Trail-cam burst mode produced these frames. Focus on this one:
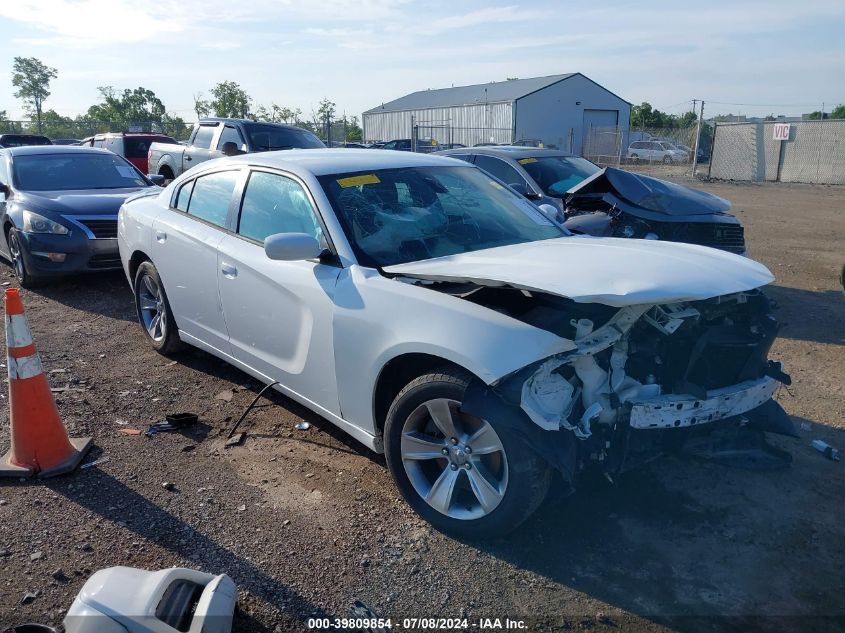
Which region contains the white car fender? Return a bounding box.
[332,265,577,435]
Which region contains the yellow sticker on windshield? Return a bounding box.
[518,157,538,165]
[337,174,380,187]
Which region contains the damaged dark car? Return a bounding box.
[437,147,746,254]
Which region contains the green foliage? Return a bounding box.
[210,81,252,118]
[254,103,303,125]
[631,102,698,129]
[346,115,363,141]
[86,86,166,129]
[831,105,845,119]
[193,92,211,120]
[11,56,58,133]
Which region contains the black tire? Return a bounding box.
[133,260,183,354]
[384,368,551,539]
[630,154,639,164]
[7,227,46,288]
[663,155,672,164]
[159,167,175,186]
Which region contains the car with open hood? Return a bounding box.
[437,146,746,254]
[118,149,794,537]
[0,145,158,286]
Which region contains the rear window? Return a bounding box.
[245,125,324,151]
[125,136,175,158]
[0,135,52,148]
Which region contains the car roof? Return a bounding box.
[196,148,466,177]
[437,146,577,159]
[1,145,116,157]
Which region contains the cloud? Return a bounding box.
[423,5,544,33]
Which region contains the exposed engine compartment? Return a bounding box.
[427,281,795,482]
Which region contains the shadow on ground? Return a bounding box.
[47,472,330,632]
[767,285,844,345]
[27,271,136,322]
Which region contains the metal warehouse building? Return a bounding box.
[362,73,631,155]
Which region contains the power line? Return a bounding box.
[705,100,842,108]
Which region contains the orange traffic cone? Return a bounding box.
[0,288,92,478]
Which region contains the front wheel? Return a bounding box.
[133,260,183,354]
[663,155,672,164]
[385,369,551,538]
[7,228,45,288]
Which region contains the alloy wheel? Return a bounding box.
[8,231,25,281]
[138,273,166,342]
[400,398,508,520]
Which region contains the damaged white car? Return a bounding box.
[118,150,795,537]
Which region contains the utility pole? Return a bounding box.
[691,99,704,178]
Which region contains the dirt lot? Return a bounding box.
[1,179,843,632]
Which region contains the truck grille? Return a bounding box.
[655,221,746,254]
[77,218,118,239]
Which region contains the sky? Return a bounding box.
[0,0,843,122]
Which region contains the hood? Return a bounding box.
[568,167,732,217]
[383,236,773,307]
[17,188,151,215]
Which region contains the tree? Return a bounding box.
[209,81,251,118]
[86,86,167,130]
[806,111,827,120]
[829,104,845,119]
[11,56,58,133]
[312,98,336,139]
[347,115,363,141]
[192,92,211,120]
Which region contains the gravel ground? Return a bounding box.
[0,178,843,633]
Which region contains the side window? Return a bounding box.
[0,157,9,186]
[474,155,525,187]
[216,126,244,150]
[186,170,238,227]
[237,171,323,244]
[93,138,106,148]
[174,179,194,211]
[448,153,474,164]
[192,125,217,150]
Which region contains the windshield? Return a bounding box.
[319,166,564,267]
[519,155,600,197]
[245,125,325,151]
[13,153,150,191]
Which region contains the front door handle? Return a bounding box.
[155,230,166,243]
[185,155,193,162]
[220,262,238,279]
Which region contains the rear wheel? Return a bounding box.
[663,155,672,164]
[7,228,45,288]
[385,369,551,538]
[133,260,183,354]
[630,153,639,164]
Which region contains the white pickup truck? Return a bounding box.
[147,117,325,180]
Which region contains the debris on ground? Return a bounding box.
[79,457,109,470]
[224,432,245,448]
[811,440,841,461]
[161,482,175,491]
[118,428,142,436]
[295,421,311,431]
[144,412,198,437]
[215,389,234,402]
[21,591,39,605]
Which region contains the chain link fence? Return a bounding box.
[0,119,192,141]
[709,119,845,184]
[412,124,512,150]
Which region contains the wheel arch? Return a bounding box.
[128,250,151,283]
[372,352,481,437]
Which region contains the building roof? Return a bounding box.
[364,74,578,114]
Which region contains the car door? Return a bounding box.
[151,168,243,355]
[216,168,343,415]
[184,123,220,170]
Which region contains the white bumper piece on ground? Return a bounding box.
[63,566,237,633]
[629,374,781,430]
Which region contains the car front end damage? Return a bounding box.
[458,288,796,489]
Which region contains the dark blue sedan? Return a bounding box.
[0,145,157,286]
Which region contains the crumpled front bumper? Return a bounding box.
[629,373,781,430]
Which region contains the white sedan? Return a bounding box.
[118,150,793,537]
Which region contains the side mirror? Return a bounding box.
[264,233,323,261]
[537,203,563,223]
[221,141,244,157]
[509,182,540,200]
[147,174,166,187]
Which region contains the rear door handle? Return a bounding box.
[155,230,166,243]
[185,155,193,162]
[220,262,238,279]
